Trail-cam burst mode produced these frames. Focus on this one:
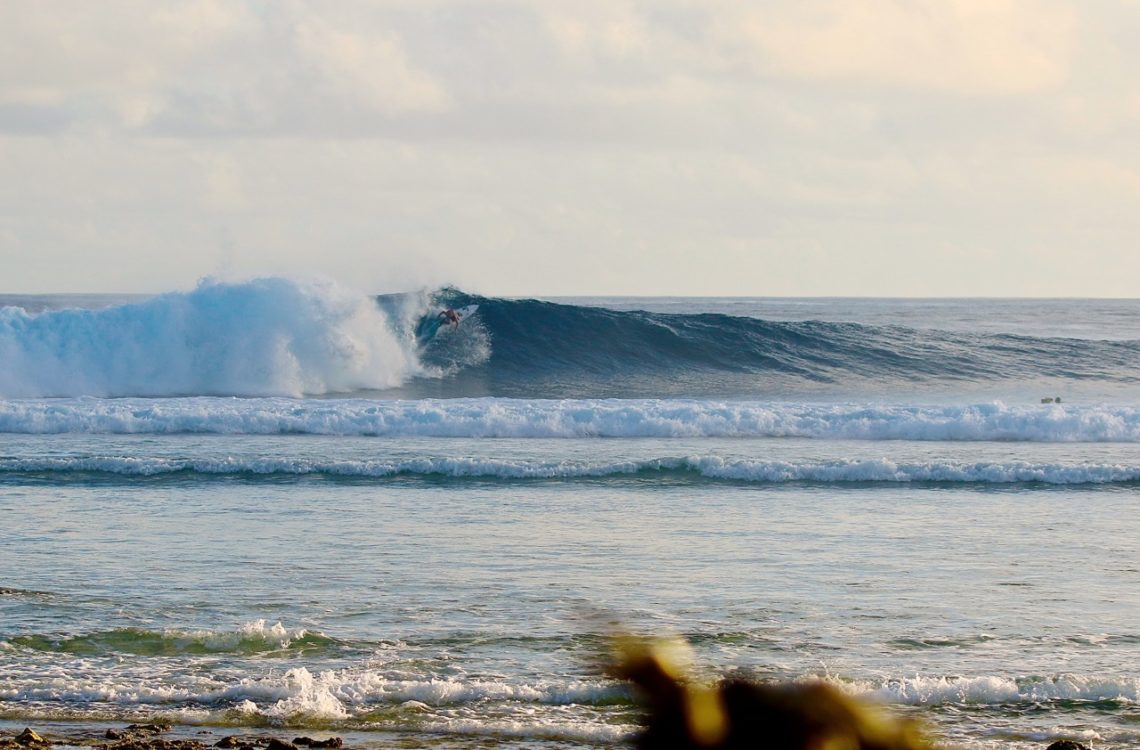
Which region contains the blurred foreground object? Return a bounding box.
[610,636,934,750]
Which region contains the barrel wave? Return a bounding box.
[2,281,1138,399]
[404,289,1140,399]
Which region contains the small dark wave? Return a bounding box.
[0,587,50,597]
[3,456,1139,486]
[7,625,342,658]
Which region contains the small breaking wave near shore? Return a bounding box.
[3,455,1140,485]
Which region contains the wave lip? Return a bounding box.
[2,398,1139,441]
[0,278,422,398]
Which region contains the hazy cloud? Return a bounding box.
[2,1,1139,295]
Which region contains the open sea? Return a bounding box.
[1,279,1138,750]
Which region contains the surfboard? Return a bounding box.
[453,304,479,322]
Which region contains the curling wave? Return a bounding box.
[397,289,1140,398]
[5,284,1138,399]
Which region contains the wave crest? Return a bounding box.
[0,278,422,398]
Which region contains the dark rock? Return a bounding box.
[125,726,169,735]
[15,729,46,746]
[265,740,296,750]
[214,738,240,749]
[106,730,124,740]
[1046,743,1091,750]
[291,740,340,749]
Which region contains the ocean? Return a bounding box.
[1,278,1138,750]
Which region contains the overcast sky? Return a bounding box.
[2,1,1138,296]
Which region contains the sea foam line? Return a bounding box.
[1,398,1139,441]
[2,664,1135,713]
[2,455,1138,484]
[856,673,1140,706]
[0,666,624,712]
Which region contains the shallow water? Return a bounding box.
[1,290,1139,749]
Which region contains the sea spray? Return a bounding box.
[0,278,422,398]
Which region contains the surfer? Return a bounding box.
[439,308,461,328]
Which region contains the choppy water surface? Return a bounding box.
[1,284,1138,750]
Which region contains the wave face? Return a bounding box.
[3,285,1137,399]
[0,278,422,398]
[396,290,1140,398]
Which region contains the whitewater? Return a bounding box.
[2,278,1139,750]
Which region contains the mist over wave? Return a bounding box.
[0,278,424,398]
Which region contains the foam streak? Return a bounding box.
[1,398,1137,441]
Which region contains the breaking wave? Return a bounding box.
[2,455,1138,485]
[3,283,1138,399]
[0,278,424,398]
[1,398,1137,441]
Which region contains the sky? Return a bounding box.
[1,0,1138,297]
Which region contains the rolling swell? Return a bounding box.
[409,290,1140,398]
[3,284,1136,399]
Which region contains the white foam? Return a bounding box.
[0,278,422,398]
[258,668,349,721]
[856,673,1140,706]
[422,716,633,744]
[1,398,1138,441]
[0,665,623,714]
[2,454,1138,484]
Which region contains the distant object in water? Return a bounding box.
[609,636,932,750]
[1041,396,1063,404]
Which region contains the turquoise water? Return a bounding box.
[2,289,1139,749]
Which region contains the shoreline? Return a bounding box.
[0,723,408,750]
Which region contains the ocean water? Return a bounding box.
[1,279,1139,750]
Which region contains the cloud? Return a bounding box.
[0,0,450,136]
[2,1,1140,296]
[0,1,1080,140]
[725,0,1077,95]
[291,14,448,115]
